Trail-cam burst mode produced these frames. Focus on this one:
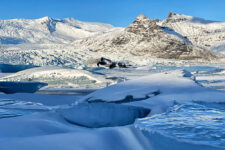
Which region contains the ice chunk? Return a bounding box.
[0,81,48,94]
[80,70,225,115]
[1,66,116,88]
[58,103,150,128]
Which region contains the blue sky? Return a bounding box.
[0,0,225,27]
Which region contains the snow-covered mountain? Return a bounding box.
[0,17,121,66]
[0,13,225,66]
[74,14,215,60]
[160,12,225,53]
[0,16,116,44]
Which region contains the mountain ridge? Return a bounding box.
[0,16,117,44]
[160,12,225,52]
[74,13,216,60]
[0,13,225,66]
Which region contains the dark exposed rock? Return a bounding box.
[97,57,129,69]
[168,12,176,18]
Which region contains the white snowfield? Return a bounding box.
[0,70,224,150]
[0,66,116,88]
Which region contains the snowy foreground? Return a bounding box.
[0,66,225,150]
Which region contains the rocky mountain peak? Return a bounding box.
[165,12,192,23]
[89,13,216,60]
[135,14,149,21]
[168,12,176,18]
[125,14,160,35]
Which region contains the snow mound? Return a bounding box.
[58,103,150,128]
[0,81,47,94]
[80,70,225,114]
[80,70,193,102]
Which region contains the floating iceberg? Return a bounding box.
[0,81,47,94]
[0,66,116,88]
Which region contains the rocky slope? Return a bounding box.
[160,12,225,53]
[74,14,216,60]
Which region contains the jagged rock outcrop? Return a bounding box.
[76,14,216,60]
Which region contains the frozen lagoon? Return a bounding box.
[0,65,225,150]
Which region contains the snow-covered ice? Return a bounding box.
[0,68,225,150]
[81,70,225,104]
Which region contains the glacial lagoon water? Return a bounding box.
[135,101,225,148]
